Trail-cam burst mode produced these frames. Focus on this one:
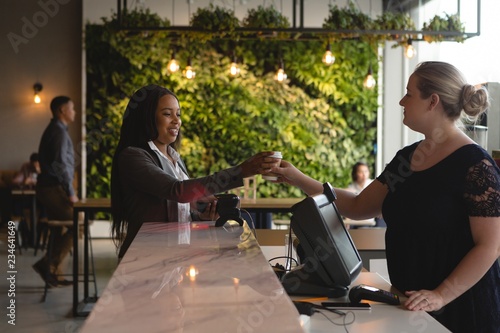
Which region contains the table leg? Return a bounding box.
[72,208,79,317]
[255,211,273,229]
[30,195,37,248]
[84,212,89,299]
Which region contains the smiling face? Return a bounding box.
[399,74,432,131]
[153,94,181,150]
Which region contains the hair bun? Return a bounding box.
[461,84,489,117]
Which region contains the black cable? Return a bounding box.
[315,309,354,333]
[286,228,293,269]
[268,256,299,271]
[240,208,257,238]
[294,302,356,333]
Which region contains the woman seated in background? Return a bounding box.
[347,161,372,194]
[346,161,385,227]
[111,84,278,259]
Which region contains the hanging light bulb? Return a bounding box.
[229,54,240,77]
[167,50,180,73]
[363,65,376,89]
[33,83,43,104]
[404,38,416,59]
[274,59,287,82]
[183,58,196,80]
[322,42,335,66]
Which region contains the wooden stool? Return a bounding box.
[41,219,97,302]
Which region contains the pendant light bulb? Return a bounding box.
[229,55,240,77]
[167,51,180,73]
[322,43,335,66]
[274,59,287,82]
[363,65,376,89]
[183,58,196,80]
[404,39,416,59]
[33,82,43,104]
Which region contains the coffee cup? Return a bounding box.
[262,151,282,181]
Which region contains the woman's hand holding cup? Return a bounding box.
[262,151,282,181]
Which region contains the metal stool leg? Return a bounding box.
[41,228,55,302]
[87,226,98,297]
[34,222,49,256]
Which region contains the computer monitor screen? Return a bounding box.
[281,183,363,297]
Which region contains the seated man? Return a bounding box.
[12,152,40,189]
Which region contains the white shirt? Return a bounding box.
[347,178,373,194]
[148,141,191,222]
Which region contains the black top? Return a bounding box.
[377,142,500,333]
[37,118,75,196]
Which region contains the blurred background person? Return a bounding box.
[345,161,385,227]
[347,161,372,194]
[33,96,78,287]
[12,152,40,188]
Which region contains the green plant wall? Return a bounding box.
[85,8,378,199]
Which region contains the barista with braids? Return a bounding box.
[271,62,500,332]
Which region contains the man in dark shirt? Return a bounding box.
[33,96,79,287]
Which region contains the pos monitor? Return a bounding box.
[281,183,363,298]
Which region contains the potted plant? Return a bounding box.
[373,11,417,46]
[242,5,291,39]
[189,4,240,42]
[322,2,373,42]
[241,6,291,75]
[422,13,465,43]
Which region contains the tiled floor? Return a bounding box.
[0,223,118,333]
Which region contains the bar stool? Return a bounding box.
[41,219,97,302]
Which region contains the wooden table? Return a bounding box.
[240,198,377,228]
[240,197,302,210]
[240,197,302,228]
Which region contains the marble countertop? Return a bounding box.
[80,221,305,333]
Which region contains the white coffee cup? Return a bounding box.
[262,151,282,181]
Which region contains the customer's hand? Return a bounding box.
[69,195,79,203]
[239,151,280,178]
[404,289,445,312]
[269,160,300,186]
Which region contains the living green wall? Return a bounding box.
[85,9,378,199]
